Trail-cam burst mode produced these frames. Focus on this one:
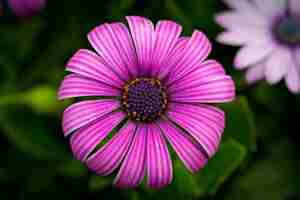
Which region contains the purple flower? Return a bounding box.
[7,0,46,17]
[58,16,235,188]
[215,0,300,93]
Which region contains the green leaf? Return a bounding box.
[0,18,44,62]
[0,55,16,93]
[223,139,299,200]
[108,0,136,21]
[220,96,257,152]
[24,85,70,114]
[197,139,247,195]
[253,82,290,114]
[172,160,201,197]
[88,175,112,192]
[0,85,70,114]
[143,149,200,200]
[0,108,68,161]
[165,0,193,34]
[57,159,88,178]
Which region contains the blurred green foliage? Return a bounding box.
[0,0,299,200]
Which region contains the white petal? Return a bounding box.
[215,12,267,29]
[245,63,266,84]
[234,44,274,69]
[223,0,257,13]
[285,50,300,93]
[216,28,270,46]
[253,0,286,17]
[290,0,300,15]
[265,48,290,84]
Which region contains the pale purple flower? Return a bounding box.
[215,0,300,93]
[7,0,46,17]
[58,16,235,188]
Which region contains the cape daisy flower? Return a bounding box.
[215,0,300,93]
[58,16,235,188]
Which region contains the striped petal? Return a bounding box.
[169,60,235,103]
[114,125,147,188]
[165,31,212,86]
[70,112,125,162]
[146,124,172,188]
[167,103,224,158]
[86,122,136,174]
[150,20,182,76]
[58,74,120,100]
[88,23,133,81]
[159,120,208,173]
[126,16,155,75]
[168,60,225,93]
[158,37,189,79]
[109,23,139,76]
[66,49,123,88]
[62,100,120,136]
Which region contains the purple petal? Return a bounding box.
[150,20,182,76]
[8,0,28,17]
[24,0,46,12]
[234,44,274,69]
[109,22,139,77]
[58,74,120,100]
[169,76,235,103]
[245,63,265,84]
[114,125,147,188]
[62,100,120,136]
[8,0,46,17]
[126,16,155,75]
[168,60,225,93]
[265,48,289,84]
[85,122,136,174]
[165,31,212,86]
[66,49,123,88]
[87,23,134,81]
[167,103,225,158]
[146,124,172,188]
[159,120,208,173]
[70,111,125,162]
[158,37,189,79]
[169,60,235,103]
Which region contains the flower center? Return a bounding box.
[274,15,300,46]
[122,78,168,122]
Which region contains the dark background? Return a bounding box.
[1,0,300,199]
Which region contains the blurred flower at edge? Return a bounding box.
[215,0,300,93]
[2,0,46,18]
